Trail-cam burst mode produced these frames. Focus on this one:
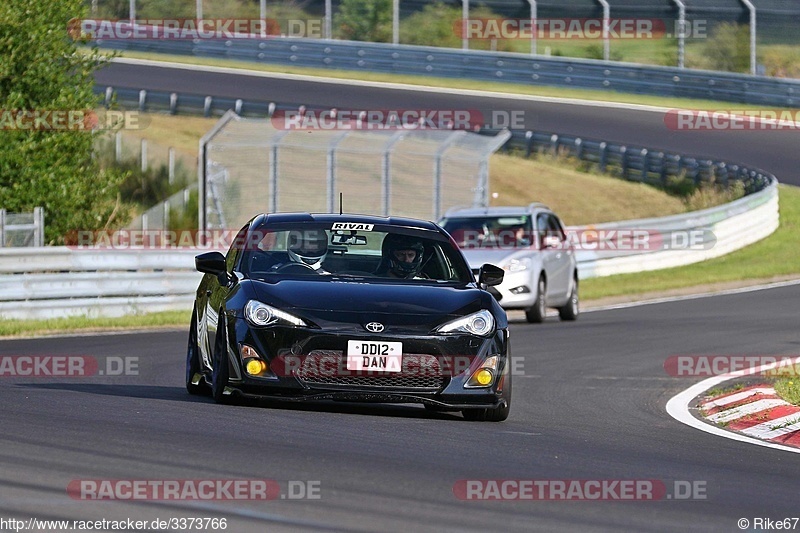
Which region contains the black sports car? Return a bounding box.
[186,213,512,421]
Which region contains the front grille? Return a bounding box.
[295,350,445,391]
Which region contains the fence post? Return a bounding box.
[0,209,5,248]
[525,131,533,157]
[204,96,213,117]
[115,131,122,162]
[599,142,608,172]
[327,132,349,214]
[140,138,148,172]
[163,201,170,231]
[640,148,648,181]
[270,145,279,213]
[550,133,559,155]
[168,147,175,184]
[575,138,583,160]
[33,207,44,247]
[620,146,628,179]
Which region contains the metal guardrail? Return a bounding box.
[0,178,778,318]
[96,38,800,107]
[98,85,774,197]
[574,178,779,278]
[0,248,201,320]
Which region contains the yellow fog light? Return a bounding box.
[474,369,493,386]
[465,356,500,388]
[245,358,267,376]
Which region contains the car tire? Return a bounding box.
[525,277,547,323]
[558,277,579,321]
[211,317,233,404]
[462,403,510,422]
[186,308,210,396]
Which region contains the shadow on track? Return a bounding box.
[15,382,466,421]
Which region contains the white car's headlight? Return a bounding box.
[436,310,495,337]
[245,300,307,327]
[503,257,530,272]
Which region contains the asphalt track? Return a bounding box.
[95,60,800,184]
[1,61,796,531]
[2,285,800,531]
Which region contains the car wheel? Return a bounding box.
[211,318,232,404]
[558,278,579,321]
[525,277,546,323]
[186,308,210,396]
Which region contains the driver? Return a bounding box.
[377,234,425,279]
[275,228,329,273]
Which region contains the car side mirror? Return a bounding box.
[542,235,561,249]
[478,263,504,287]
[195,251,229,284]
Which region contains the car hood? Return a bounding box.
[251,279,486,330]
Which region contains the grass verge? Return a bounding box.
[581,184,800,300]
[775,379,800,406]
[0,310,190,338]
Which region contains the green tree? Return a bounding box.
[335,0,392,43]
[0,0,127,243]
[703,22,751,73]
[400,2,461,48]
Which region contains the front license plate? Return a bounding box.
[346,341,403,373]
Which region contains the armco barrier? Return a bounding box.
[573,176,779,278]
[0,177,778,319]
[96,37,800,107]
[0,248,201,320]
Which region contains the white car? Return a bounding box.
[440,203,579,323]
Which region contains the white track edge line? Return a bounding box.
[666,362,800,454]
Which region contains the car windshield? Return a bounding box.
[439,215,533,250]
[239,224,473,283]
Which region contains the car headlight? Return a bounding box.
[245,300,307,327]
[503,257,530,272]
[436,310,495,337]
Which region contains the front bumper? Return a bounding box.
[218,318,510,407]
